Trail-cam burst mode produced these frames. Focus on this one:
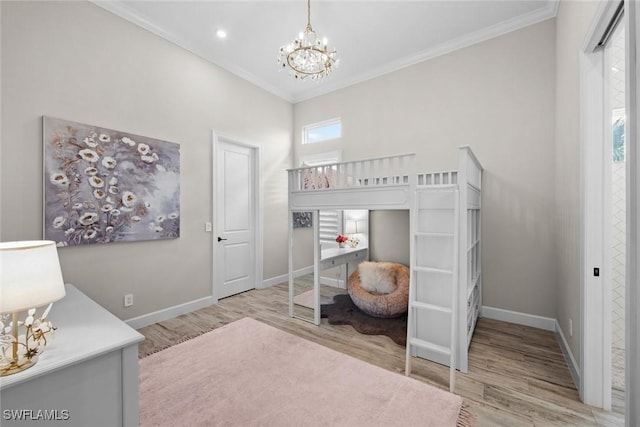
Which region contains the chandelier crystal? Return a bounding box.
[278,0,338,80]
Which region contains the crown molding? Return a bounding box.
[91,0,559,105]
[291,0,560,103]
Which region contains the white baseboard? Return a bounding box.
[261,266,314,288]
[261,274,287,288]
[127,265,314,329]
[481,305,556,331]
[262,266,346,289]
[125,296,214,329]
[481,306,580,390]
[555,319,581,390]
[320,277,346,289]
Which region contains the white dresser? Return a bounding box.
[0,284,144,427]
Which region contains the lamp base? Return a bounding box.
[0,358,36,377]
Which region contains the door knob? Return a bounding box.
[217,237,227,242]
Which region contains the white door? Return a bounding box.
[215,140,256,299]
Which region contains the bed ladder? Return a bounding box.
[405,186,459,393]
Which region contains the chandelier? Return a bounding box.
[278,0,338,80]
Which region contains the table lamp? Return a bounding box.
[0,240,66,376]
[344,220,361,248]
[345,220,359,235]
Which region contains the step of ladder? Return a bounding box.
[413,266,453,275]
[409,337,451,356]
[414,231,454,238]
[411,301,452,314]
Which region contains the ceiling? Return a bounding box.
[93,1,558,104]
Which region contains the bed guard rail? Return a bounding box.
[288,153,416,192]
[417,171,458,186]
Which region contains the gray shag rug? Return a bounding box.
[321,294,407,346]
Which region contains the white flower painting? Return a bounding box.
[43,117,180,246]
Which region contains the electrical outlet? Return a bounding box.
[124,294,134,307]
[569,318,573,337]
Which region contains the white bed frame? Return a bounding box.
[287,146,483,386]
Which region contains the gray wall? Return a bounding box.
[369,211,410,265]
[554,0,599,368]
[0,1,293,319]
[294,19,558,318]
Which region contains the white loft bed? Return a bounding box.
[287,146,483,388]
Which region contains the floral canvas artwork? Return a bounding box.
[43,117,180,246]
[293,212,312,228]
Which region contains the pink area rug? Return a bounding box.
[139,317,474,427]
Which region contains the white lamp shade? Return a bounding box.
[0,240,66,313]
[345,220,359,234]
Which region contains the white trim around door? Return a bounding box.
[212,131,263,303]
[580,0,623,410]
[580,3,640,424]
[625,1,640,424]
[579,30,609,411]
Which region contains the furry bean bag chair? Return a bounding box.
[348,262,410,318]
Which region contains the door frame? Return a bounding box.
[212,130,263,303]
[626,1,640,423]
[580,0,616,409]
[581,1,640,422]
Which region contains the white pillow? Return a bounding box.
[358,262,397,295]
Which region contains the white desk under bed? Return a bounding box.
[309,246,369,325]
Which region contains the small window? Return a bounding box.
[612,109,625,162]
[302,118,342,144]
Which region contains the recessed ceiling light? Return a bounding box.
[216,29,227,39]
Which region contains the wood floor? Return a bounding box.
[138,282,624,426]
